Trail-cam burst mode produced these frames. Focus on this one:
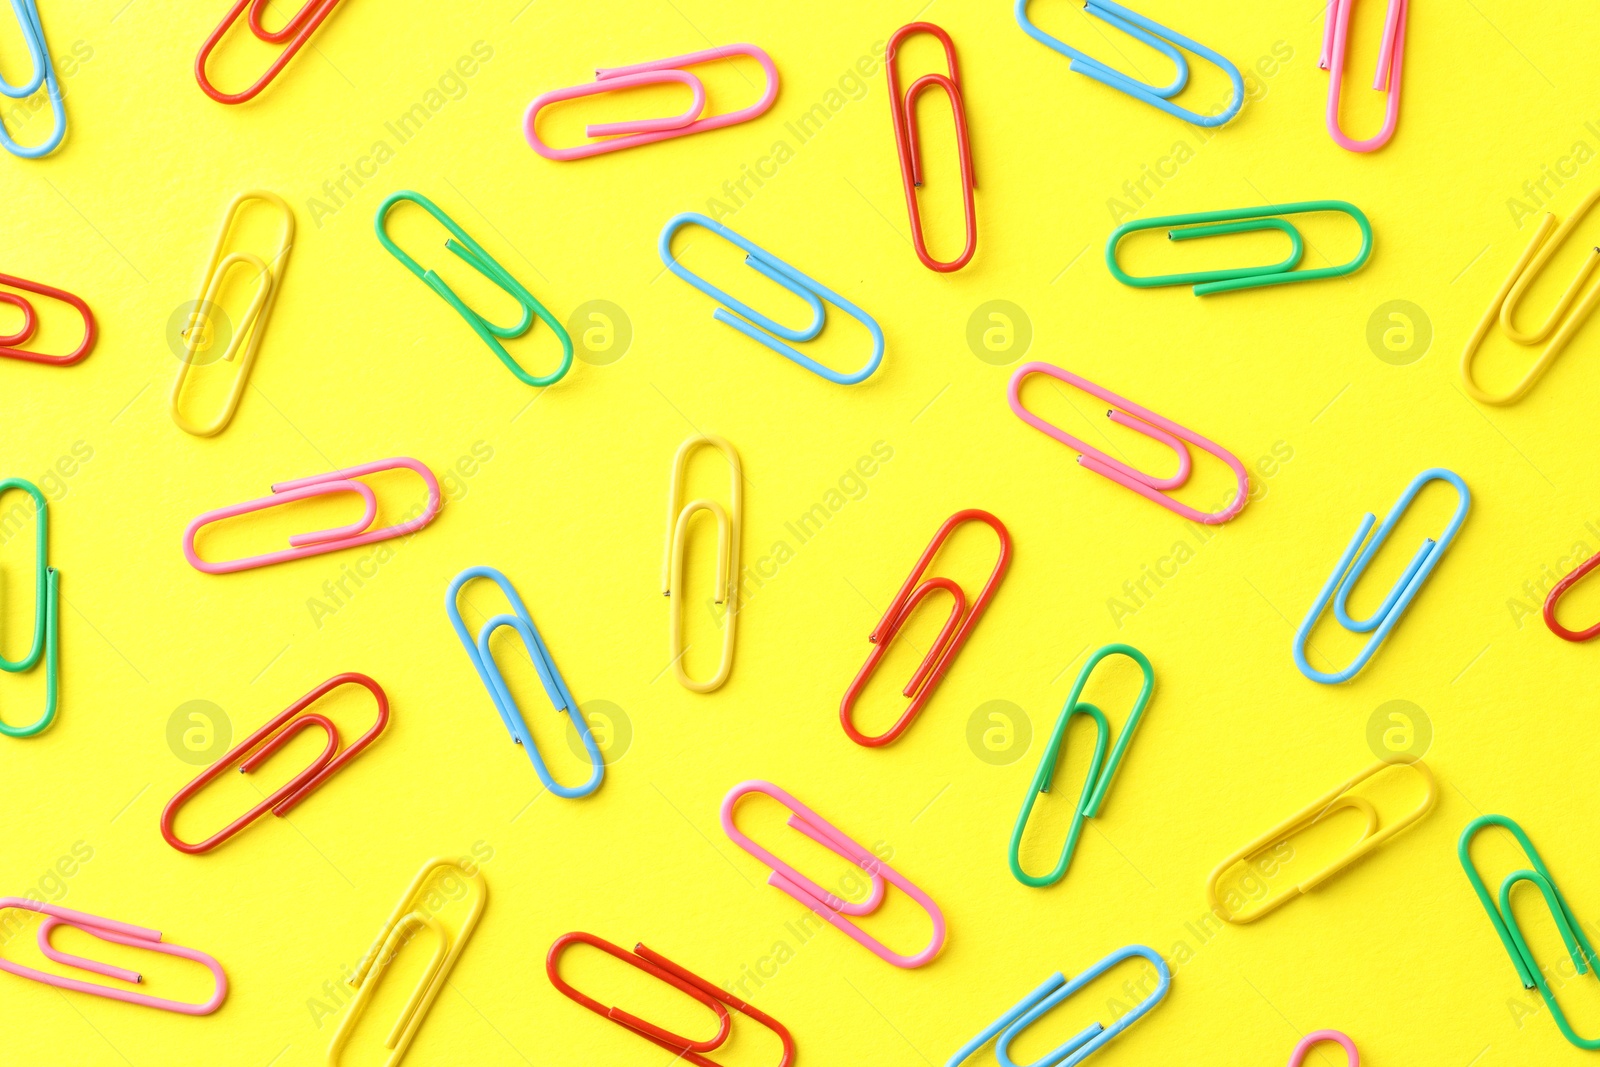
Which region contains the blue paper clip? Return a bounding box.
[659,212,884,385]
[1014,0,1244,128]
[0,0,66,158]
[947,946,1170,1067]
[446,566,603,798]
[0,478,57,738]
[376,191,574,388]
[1294,468,1469,684]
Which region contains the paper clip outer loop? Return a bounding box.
[1205,760,1436,924]
[1321,0,1406,152]
[446,566,603,798]
[1009,644,1153,888]
[659,212,885,385]
[1292,468,1469,684]
[170,191,295,436]
[1009,362,1249,524]
[1106,201,1373,295]
[0,272,95,365]
[183,457,442,574]
[160,672,390,854]
[375,191,573,387]
[663,435,742,693]
[327,857,487,1067]
[1544,549,1600,642]
[524,44,779,160]
[1015,0,1243,128]
[840,509,1011,747]
[195,0,346,104]
[886,23,977,273]
[722,780,946,969]
[547,932,797,1067]
[0,479,57,738]
[947,947,1168,1067]
[0,898,226,1014]
[1461,188,1600,404]
[1290,1031,1360,1067]
[0,0,65,158]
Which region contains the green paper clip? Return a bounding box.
[0,478,57,738]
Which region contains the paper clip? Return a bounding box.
[160,672,389,854]
[1460,187,1600,405]
[328,856,486,1067]
[660,213,884,385]
[0,0,65,158]
[446,566,603,798]
[1460,815,1600,1051]
[0,479,56,738]
[886,24,976,273]
[183,457,442,575]
[547,932,795,1066]
[1544,548,1600,642]
[722,780,946,968]
[1009,644,1153,888]
[840,510,1011,747]
[1009,361,1249,524]
[1321,0,1406,152]
[170,191,295,437]
[196,0,346,104]
[0,899,226,1014]
[1015,0,1243,128]
[524,44,778,161]
[0,272,95,365]
[1205,760,1436,924]
[1289,1031,1359,1067]
[375,191,572,388]
[1293,469,1469,684]
[1106,201,1373,295]
[947,947,1170,1067]
[664,435,742,693]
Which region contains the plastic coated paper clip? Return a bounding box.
[886,23,976,272]
[1321,0,1406,152]
[1290,1031,1360,1066]
[0,478,57,738]
[664,435,742,693]
[196,0,347,104]
[0,0,65,157]
[0,272,95,365]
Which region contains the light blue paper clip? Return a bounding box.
[1294,468,1470,684]
[446,566,603,798]
[947,946,1170,1067]
[658,212,883,385]
[0,0,66,158]
[1014,0,1244,128]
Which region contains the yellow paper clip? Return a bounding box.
[1205,760,1436,924]
[170,191,295,436]
[1462,186,1600,405]
[327,856,486,1067]
[663,435,741,693]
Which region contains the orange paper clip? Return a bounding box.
[0,272,94,366]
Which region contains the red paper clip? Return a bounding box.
[1545,551,1600,642]
[160,673,389,854]
[195,0,346,104]
[841,509,1011,747]
[886,23,977,273]
[0,272,95,366]
[547,932,793,1067]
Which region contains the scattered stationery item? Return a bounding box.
[1292,469,1468,683]
[663,435,742,693]
[1207,760,1436,923]
[722,780,946,968]
[886,23,976,272]
[196,0,346,103]
[0,272,94,365]
[1009,361,1249,523]
[659,212,884,384]
[160,672,390,853]
[1289,1031,1359,1066]
[0,0,64,157]
[1321,0,1406,151]
[0,478,56,738]
[525,44,778,160]
[446,566,603,797]
[1544,547,1600,642]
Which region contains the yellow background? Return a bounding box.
[2,0,1599,1064]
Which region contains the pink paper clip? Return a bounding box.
[0,899,227,1014]
[721,780,946,969]
[1320,0,1406,152]
[183,457,441,574]
[1008,361,1249,525]
[524,45,779,161]
[1289,1030,1359,1066]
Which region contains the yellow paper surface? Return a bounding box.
[2,1,1599,1064]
